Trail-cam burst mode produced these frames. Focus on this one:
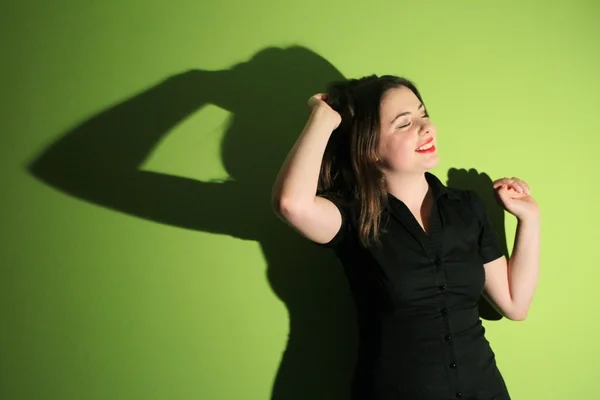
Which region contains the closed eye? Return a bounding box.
[396,113,429,129]
[397,114,428,129]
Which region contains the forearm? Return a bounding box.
[507,216,541,318]
[271,107,338,210]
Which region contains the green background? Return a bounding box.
[2,1,599,399]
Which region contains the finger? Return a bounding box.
[493,178,511,189]
[512,182,525,194]
[495,183,509,193]
[500,178,521,193]
[495,179,520,192]
[494,178,527,194]
[511,177,530,195]
[517,179,530,194]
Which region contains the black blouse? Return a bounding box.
[319,172,511,400]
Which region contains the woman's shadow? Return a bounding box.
[27,46,358,400]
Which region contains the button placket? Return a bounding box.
[432,200,464,397]
[433,251,463,397]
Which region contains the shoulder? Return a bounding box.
[442,187,489,220]
[443,186,476,203]
[425,172,479,205]
[446,189,497,234]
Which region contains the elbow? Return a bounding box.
[508,314,527,322]
[506,308,529,322]
[271,194,303,221]
[270,187,286,217]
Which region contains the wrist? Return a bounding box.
[516,212,540,226]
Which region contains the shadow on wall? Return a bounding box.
[27,45,506,400]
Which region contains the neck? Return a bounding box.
[385,171,430,208]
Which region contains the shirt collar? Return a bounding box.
[386,172,460,202]
[425,172,459,199]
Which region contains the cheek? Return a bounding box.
[381,135,416,166]
[392,134,416,154]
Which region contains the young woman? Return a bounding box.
[271,75,540,400]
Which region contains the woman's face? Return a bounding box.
[377,86,439,174]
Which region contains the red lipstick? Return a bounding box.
[415,138,436,153]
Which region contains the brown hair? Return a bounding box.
[317,75,426,247]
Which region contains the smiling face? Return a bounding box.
[377,86,439,175]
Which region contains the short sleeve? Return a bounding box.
[468,190,503,264]
[314,199,354,251]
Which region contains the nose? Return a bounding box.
[419,119,433,136]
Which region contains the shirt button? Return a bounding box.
[449,362,457,368]
[441,308,448,315]
[445,334,452,341]
[455,392,462,398]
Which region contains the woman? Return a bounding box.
[271,75,540,400]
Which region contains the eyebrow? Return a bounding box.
[390,103,424,125]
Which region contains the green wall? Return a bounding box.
[2,1,599,399]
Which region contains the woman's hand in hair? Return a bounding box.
[307,93,342,130]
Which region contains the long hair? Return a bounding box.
[317,75,426,248]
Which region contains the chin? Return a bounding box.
[423,156,440,170]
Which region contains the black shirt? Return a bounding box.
[319,172,510,400]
